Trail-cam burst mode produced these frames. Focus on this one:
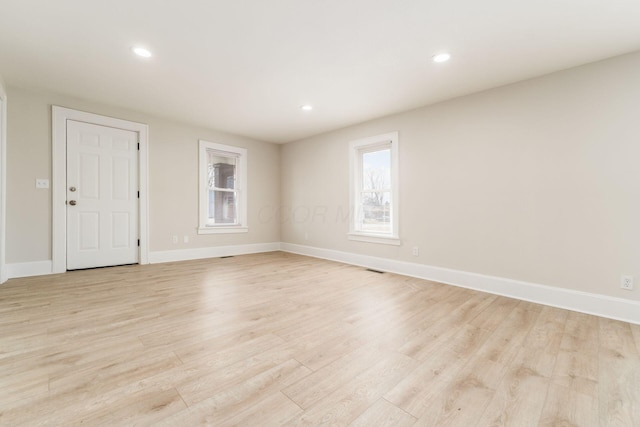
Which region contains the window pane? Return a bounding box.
[207,151,236,189]
[208,190,237,224]
[360,191,391,233]
[362,148,390,191]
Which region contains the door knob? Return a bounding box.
[69,200,77,206]
[69,186,76,192]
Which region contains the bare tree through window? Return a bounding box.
[361,148,391,233]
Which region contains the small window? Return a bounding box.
[198,140,248,234]
[349,132,400,245]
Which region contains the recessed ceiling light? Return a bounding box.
[432,52,451,63]
[132,46,152,58]
[301,105,313,111]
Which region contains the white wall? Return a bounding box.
[281,51,640,302]
[0,75,6,283]
[5,87,280,266]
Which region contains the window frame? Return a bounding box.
[348,131,400,245]
[198,140,248,234]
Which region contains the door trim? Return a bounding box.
[52,106,149,273]
[0,91,6,283]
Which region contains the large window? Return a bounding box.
[349,132,399,245]
[198,140,248,234]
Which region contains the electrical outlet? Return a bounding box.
[183,235,189,243]
[412,246,419,257]
[35,178,49,189]
[172,235,178,244]
[621,275,634,290]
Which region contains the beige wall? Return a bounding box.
[281,51,640,301]
[0,75,6,282]
[6,87,280,263]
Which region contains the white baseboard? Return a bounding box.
[4,243,281,279]
[6,260,53,279]
[280,242,640,325]
[148,242,281,264]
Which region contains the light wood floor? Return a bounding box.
[1,252,639,426]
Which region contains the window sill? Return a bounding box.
[198,226,249,235]
[347,232,401,246]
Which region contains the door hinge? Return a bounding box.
[137,191,140,198]
[137,239,140,247]
[137,142,140,150]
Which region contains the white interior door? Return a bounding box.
[66,120,139,270]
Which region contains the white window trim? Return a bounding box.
[198,140,248,234]
[348,131,400,246]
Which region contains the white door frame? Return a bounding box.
[52,106,149,273]
[0,91,6,283]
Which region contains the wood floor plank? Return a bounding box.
[551,311,599,396]
[348,398,416,427]
[220,392,304,427]
[450,304,541,392]
[465,305,567,427]
[158,359,310,426]
[630,323,640,355]
[469,294,520,332]
[398,291,495,361]
[597,318,640,426]
[175,341,301,406]
[49,348,184,395]
[282,345,389,410]
[517,305,567,377]
[406,303,541,424]
[384,348,468,418]
[73,387,187,426]
[0,252,637,425]
[538,382,598,427]
[475,365,550,427]
[172,332,285,367]
[0,370,49,407]
[295,334,365,372]
[283,352,417,426]
[0,380,186,426]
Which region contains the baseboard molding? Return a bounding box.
[280,242,640,325]
[4,243,281,279]
[6,260,53,279]
[148,242,281,264]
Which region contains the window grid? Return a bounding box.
[198,140,248,234]
[349,132,399,245]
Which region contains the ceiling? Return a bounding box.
[1,1,639,143]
